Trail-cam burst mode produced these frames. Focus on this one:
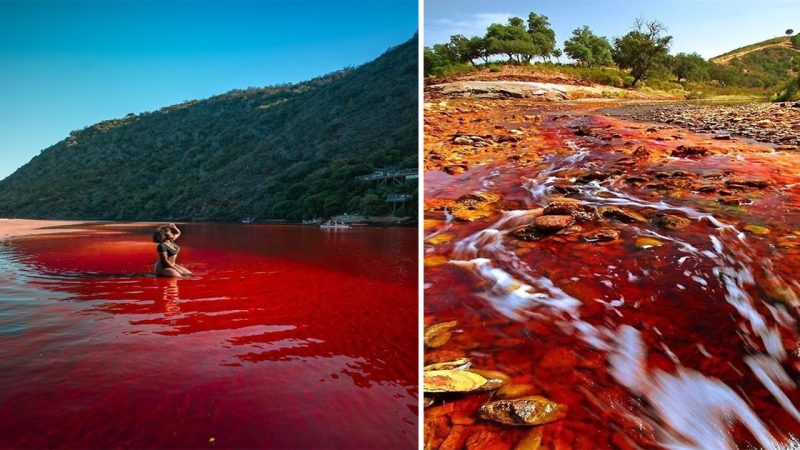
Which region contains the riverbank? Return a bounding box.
[602,101,800,149]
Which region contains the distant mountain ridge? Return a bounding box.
[0,35,418,222]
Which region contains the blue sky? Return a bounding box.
[425,0,797,57]
[0,0,417,180]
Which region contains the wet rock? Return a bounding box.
[451,192,502,221]
[635,237,664,249]
[671,145,708,158]
[470,369,510,391]
[534,215,574,232]
[443,164,468,175]
[743,224,770,235]
[725,177,770,189]
[496,135,521,143]
[577,171,611,183]
[582,229,620,242]
[719,195,752,206]
[424,320,458,348]
[478,396,567,426]
[696,184,718,193]
[625,175,649,183]
[654,214,691,231]
[574,125,593,137]
[631,146,652,160]
[713,134,732,140]
[599,207,648,223]
[424,369,491,393]
[424,358,472,371]
[424,396,435,408]
[543,199,594,222]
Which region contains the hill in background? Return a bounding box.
[709,35,800,89]
[0,36,418,222]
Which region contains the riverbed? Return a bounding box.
[424,97,800,449]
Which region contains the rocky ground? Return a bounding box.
[604,101,800,149]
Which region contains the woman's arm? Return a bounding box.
[169,223,181,240]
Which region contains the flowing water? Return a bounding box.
[424,100,800,449]
[0,222,417,449]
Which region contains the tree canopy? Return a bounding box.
[563,26,614,67]
[613,19,673,86]
[672,52,709,83]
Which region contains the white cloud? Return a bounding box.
[425,12,514,45]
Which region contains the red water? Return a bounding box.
[0,223,417,449]
[424,101,800,449]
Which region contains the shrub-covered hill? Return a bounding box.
[709,36,800,89]
[0,36,418,222]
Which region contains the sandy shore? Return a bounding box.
[0,219,98,238]
[0,219,192,239]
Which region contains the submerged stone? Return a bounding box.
[635,237,664,249]
[583,229,620,242]
[654,214,691,231]
[478,396,567,426]
[534,215,574,232]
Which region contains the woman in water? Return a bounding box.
[153,223,192,277]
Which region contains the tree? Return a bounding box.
[563,26,614,67]
[553,48,563,64]
[672,52,709,83]
[787,29,795,36]
[527,13,557,61]
[613,19,673,86]
[450,34,490,64]
[424,44,458,76]
[485,18,537,63]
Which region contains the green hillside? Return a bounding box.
[0,36,418,222]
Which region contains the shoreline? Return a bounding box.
[0,218,417,239]
[0,219,98,239]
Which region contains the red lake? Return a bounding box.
[0,222,418,449]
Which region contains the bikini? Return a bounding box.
[157,240,180,257]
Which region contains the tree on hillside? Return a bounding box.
[563,26,614,67]
[672,52,709,83]
[787,29,795,36]
[792,33,800,49]
[613,18,673,86]
[527,13,557,61]
[485,18,538,63]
